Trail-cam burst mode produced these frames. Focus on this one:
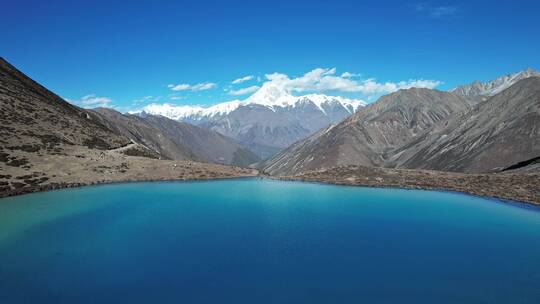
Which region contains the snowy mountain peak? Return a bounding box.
[139,103,205,121]
[203,100,242,116]
[139,87,365,121]
[140,100,242,121]
[298,94,365,114]
[451,68,540,97]
[136,89,366,158]
[245,83,292,106]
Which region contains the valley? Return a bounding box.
[1,57,538,205]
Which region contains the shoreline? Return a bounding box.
[0,174,260,199]
[0,151,259,199]
[275,176,540,208]
[2,169,538,208]
[273,165,540,206]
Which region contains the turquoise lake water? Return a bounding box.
[0,179,539,303]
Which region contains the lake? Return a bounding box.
[0,179,539,303]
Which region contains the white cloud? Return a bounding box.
[341,72,360,78]
[136,68,442,109]
[67,94,113,108]
[232,75,254,84]
[169,84,190,91]
[353,78,442,95]
[228,85,260,96]
[261,68,442,96]
[193,83,216,91]
[169,82,217,92]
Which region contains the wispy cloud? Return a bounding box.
[132,95,161,104]
[228,85,260,96]
[167,82,217,92]
[232,75,254,84]
[414,3,459,18]
[341,72,360,78]
[262,68,442,95]
[67,94,113,108]
[135,68,442,110]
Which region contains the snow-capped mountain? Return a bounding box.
[243,83,363,113]
[142,83,364,123]
[450,68,539,97]
[139,83,366,158]
[142,100,242,122]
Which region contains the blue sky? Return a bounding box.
[2,0,539,111]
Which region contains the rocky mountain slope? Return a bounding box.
[392,77,540,172]
[141,83,365,158]
[262,88,471,175]
[0,57,256,196]
[89,108,259,167]
[0,58,130,154]
[88,108,196,160]
[140,114,260,167]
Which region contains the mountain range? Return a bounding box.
[262,70,540,175]
[140,83,365,158]
[139,68,540,161]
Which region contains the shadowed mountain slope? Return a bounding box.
[141,114,260,167]
[87,108,197,161]
[89,108,259,166]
